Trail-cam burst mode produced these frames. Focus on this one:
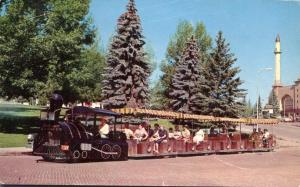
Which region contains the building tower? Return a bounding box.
[274,34,281,86]
[273,34,283,110]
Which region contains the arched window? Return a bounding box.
[282,95,293,116]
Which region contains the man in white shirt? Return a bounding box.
[99,118,110,138]
[193,128,205,145]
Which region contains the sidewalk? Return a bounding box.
[0,147,32,156]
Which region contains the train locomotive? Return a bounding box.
[32,94,128,162]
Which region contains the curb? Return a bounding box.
[0,148,33,156]
[0,151,32,156]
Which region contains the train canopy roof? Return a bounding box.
[112,108,279,125]
[66,106,120,117]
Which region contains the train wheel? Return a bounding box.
[101,144,111,160]
[112,145,121,160]
[71,150,81,163]
[81,151,88,159]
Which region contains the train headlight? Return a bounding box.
[61,145,69,151]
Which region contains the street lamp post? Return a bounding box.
[256,67,272,129]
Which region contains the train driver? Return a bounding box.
[99,118,110,138]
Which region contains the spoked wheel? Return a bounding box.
[101,144,111,160]
[71,149,81,163]
[112,144,122,160]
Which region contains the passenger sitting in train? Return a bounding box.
[220,126,228,134]
[133,124,148,142]
[209,127,217,136]
[149,123,160,142]
[182,125,191,143]
[258,128,263,138]
[99,118,110,138]
[144,123,154,139]
[173,125,182,140]
[249,128,259,141]
[168,127,175,139]
[123,123,134,139]
[262,129,270,144]
[153,125,168,154]
[193,127,205,145]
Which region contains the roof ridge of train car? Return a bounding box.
[111,108,279,125]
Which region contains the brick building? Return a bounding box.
[272,35,300,120]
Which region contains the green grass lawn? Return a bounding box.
[0,103,40,147]
[0,133,27,148]
[0,103,40,117]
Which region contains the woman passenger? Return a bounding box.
[173,125,182,140]
[168,127,174,139]
[134,124,148,142]
[182,125,191,143]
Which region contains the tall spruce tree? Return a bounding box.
[254,95,262,117]
[199,31,245,117]
[102,0,150,109]
[160,21,212,108]
[268,90,280,118]
[169,36,202,113]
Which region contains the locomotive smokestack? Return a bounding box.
[49,92,63,120]
[49,93,63,112]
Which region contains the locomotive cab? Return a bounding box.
[33,94,128,162]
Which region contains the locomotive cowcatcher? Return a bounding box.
[33,93,128,162]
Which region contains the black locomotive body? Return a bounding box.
[33,94,128,162]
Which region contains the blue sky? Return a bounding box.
[90,0,300,105]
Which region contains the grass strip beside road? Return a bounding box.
[0,133,27,148]
[0,104,40,147]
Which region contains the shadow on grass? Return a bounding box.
[0,116,40,134]
[0,104,41,134]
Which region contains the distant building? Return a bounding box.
[272,34,300,120]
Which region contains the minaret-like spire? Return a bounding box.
[274,34,281,86]
[275,34,280,42]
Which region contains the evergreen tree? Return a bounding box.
[149,81,168,110]
[169,36,202,113]
[199,31,245,117]
[254,95,262,118]
[160,20,212,108]
[102,0,150,109]
[268,89,280,118]
[246,99,254,117]
[239,96,247,117]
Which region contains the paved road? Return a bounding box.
[0,123,300,186]
[242,122,300,147]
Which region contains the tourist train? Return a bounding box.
[32,94,277,162]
